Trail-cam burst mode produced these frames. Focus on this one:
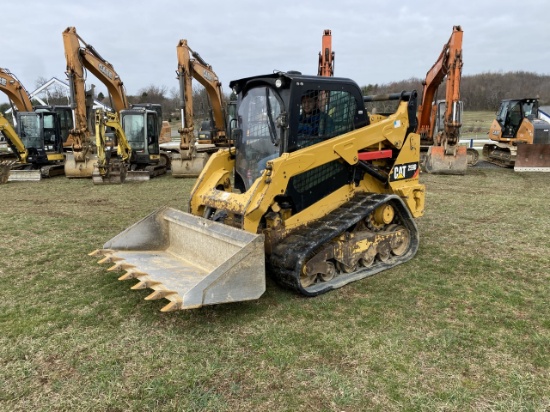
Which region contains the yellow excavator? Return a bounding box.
[0,111,65,181]
[483,98,550,171]
[171,39,233,177]
[91,71,425,311]
[62,26,166,181]
[0,68,68,181]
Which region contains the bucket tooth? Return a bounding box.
[107,261,135,272]
[160,300,184,312]
[144,290,177,301]
[118,268,147,281]
[130,278,160,290]
[89,249,108,257]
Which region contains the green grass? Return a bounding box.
[1,169,549,411]
[461,111,495,139]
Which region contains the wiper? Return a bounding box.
[265,88,278,145]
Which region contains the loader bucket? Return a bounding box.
[171,152,209,178]
[65,152,96,178]
[424,146,468,175]
[90,207,266,311]
[514,144,550,172]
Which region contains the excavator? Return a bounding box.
[0,111,65,181]
[417,25,472,174]
[62,26,166,181]
[483,98,550,171]
[91,71,425,311]
[0,68,68,181]
[171,39,232,177]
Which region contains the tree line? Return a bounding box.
[2,71,549,118]
[362,71,550,111]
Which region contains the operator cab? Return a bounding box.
[15,111,63,164]
[495,98,538,138]
[120,108,160,165]
[229,71,369,193]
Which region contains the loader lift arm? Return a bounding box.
[418,25,469,174]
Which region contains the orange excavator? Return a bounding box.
[171,39,233,177]
[62,26,166,181]
[417,25,472,174]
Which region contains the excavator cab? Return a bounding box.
[15,111,63,164]
[34,105,74,146]
[120,107,163,174]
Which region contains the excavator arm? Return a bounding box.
[0,113,28,162]
[0,68,33,112]
[418,25,463,146]
[62,26,129,153]
[317,29,335,77]
[176,39,226,149]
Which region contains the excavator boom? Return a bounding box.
[171,40,229,177]
[317,29,334,77]
[0,68,33,112]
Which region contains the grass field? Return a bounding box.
[460,111,495,138]
[1,167,549,411]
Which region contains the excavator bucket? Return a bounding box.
[424,146,468,175]
[170,152,209,178]
[514,144,550,172]
[64,152,96,178]
[90,207,266,311]
[0,160,12,183]
[159,121,172,144]
[92,162,127,184]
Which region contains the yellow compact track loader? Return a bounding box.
[91,72,425,311]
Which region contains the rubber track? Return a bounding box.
[269,193,419,297]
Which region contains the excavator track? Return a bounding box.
[269,193,419,296]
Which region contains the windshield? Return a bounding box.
[18,114,43,149]
[235,86,282,190]
[122,113,145,150]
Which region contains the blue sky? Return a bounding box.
[1,0,549,103]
